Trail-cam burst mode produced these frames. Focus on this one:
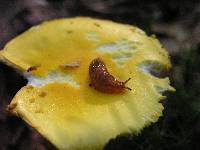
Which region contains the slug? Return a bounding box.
[89,58,131,93]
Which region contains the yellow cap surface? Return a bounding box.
[0,17,174,149]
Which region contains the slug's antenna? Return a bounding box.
[124,78,131,84]
[125,86,132,91]
[123,78,132,91]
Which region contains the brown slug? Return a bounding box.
[89,58,131,93]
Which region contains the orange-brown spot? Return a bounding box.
[60,61,80,69]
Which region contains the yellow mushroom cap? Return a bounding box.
[0,17,175,149]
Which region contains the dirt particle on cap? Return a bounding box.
[27,64,41,72]
[26,85,34,90]
[94,23,101,27]
[35,108,44,113]
[29,98,35,103]
[39,91,47,97]
[7,102,18,111]
[67,30,73,34]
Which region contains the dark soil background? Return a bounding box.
[0,0,200,150]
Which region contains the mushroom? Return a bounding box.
[0,17,175,149]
